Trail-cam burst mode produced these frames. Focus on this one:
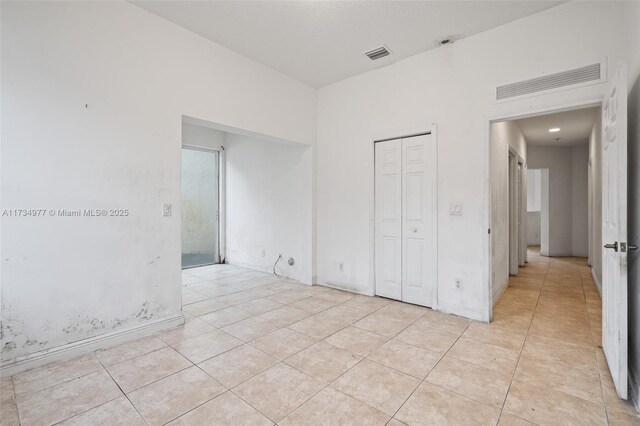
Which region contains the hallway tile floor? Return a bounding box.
[2,250,639,425]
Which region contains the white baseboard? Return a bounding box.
[492,278,509,308]
[225,260,312,285]
[630,365,640,414]
[314,275,374,296]
[592,269,602,297]
[0,313,184,378]
[436,302,486,322]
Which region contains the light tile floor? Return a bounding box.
[2,249,640,425]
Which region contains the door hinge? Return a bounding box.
[488,228,491,235]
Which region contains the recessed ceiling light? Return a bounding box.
[548,128,561,133]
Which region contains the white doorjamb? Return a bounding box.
[485,99,602,322]
[519,160,527,266]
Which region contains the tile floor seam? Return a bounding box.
[95,352,151,426]
[280,301,433,422]
[121,364,194,395]
[378,308,473,422]
[584,265,612,426]
[227,379,284,423]
[11,364,105,401]
[494,255,549,422]
[152,364,231,426]
[100,344,175,371]
[10,376,22,426]
[161,329,242,361]
[197,344,278,390]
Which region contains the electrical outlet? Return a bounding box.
[162,203,172,217]
[338,262,344,272]
[261,249,266,258]
[455,278,462,289]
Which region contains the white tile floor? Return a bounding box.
[2,250,639,425]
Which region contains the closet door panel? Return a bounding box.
[375,139,402,300]
[401,135,437,307]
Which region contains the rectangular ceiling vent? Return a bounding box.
[496,62,603,101]
[365,46,390,61]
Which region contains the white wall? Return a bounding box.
[316,1,628,320]
[225,133,313,283]
[490,120,527,301]
[0,1,315,365]
[572,145,589,257]
[527,145,588,257]
[526,169,541,245]
[527,212,541,245]
[527,169,542,212]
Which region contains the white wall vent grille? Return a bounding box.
[365,46,391,61]
[496,63,603,101]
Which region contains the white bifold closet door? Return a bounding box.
[374,134,437,307]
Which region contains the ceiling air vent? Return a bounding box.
[496,62,603,101]
[365,46,390,61]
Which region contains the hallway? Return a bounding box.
[2,250,639,425]
[493,248,637,424]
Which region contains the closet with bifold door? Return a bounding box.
[374,133,437,307]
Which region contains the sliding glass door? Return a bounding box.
[181,147,219,268]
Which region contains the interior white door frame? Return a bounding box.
[540,168,550,256]
[484,99,602,322]
[369,124,438,304]
[508,149,524,276]
[519,160,527,266]
[181,144,225,264]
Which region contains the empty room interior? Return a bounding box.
[1,1,640,425]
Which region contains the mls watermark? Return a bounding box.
[2,209,130,217]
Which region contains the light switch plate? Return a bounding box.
[162,203,172,217]
[449,204,463,215]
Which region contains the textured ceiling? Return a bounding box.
[132,1,564,88]
[515,107,599,147]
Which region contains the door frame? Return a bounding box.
[180,144,225,267]
[519,159,527,267]
[485,99,602,321]
[369,124,438,306]
[508,149,525,276]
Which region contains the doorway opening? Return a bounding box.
[490,105,601,300]
[181,147,220,269]
[487,64,632,401]
[180,117,313,280]
[525,168,550,256]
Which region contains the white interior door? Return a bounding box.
[401,134,437,306]
[602,62,628,399]
[375,139,403,300]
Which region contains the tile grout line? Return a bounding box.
[582,261,611,426]
[386,318,474,423]
[495,253,549,424]
[10,376,22,426]
[268,301,401,424]
[269,300,429,424]
[81,357,149,426]
[171,292,391,424]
